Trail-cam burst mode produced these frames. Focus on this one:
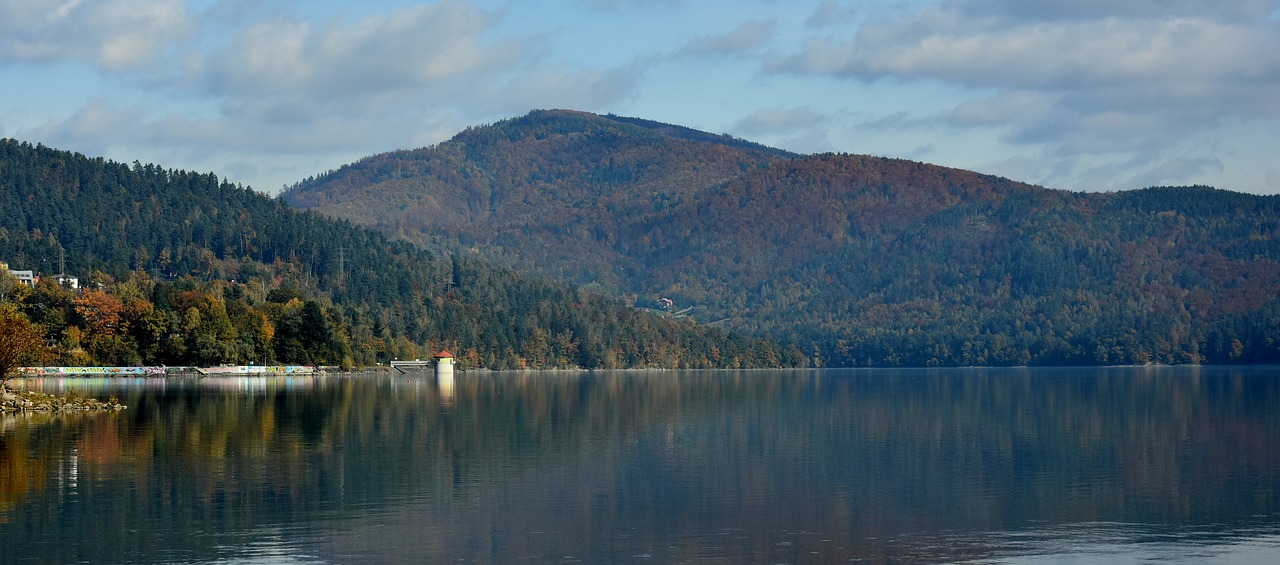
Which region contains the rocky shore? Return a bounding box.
[0,385,126,412]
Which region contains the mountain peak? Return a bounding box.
[282,112,1280,367]
[448,109,796,158]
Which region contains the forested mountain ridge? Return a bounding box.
[282,110,796,288]
[282,110,1280,367]
[0,138,799,369]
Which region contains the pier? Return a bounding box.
[392,352,454,376]
[390,360,434,373]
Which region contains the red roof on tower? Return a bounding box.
[434,350,454,359]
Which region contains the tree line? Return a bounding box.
[279,110,1280,367]
[0,138,801,373]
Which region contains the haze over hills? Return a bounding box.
[282,109,1280,367]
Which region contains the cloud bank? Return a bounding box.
[770,0,1280,190]
[2,0,1278,194]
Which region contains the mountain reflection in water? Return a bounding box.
[2,367,1279,564]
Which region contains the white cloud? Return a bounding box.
[10,0,656,193]
[573,0,685,11]
[22,97,372,155]
[941,91,1051,128]
[183,0,654,133]
[771,15,1279,93]
[8,0,1279,195]
[954,0,1277,22]
[733,105,826,135]
[728,105,833,154]
[680,19,777,56]
[0,0,191,70]
[26,97,137,142]
[198,2,531,115]
[764,0,1280,190]
[16,95,461,192]
[1123,155,1225,188]
[806,1,861,28]
[493,64,644,115]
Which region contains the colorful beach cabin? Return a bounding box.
[434,350,455,377]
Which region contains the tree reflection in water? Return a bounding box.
[2,368,1279,563]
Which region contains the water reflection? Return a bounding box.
[437,372,455,405]
[1,367,1279,563]
[942,522,1280,564]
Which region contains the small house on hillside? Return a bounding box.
[7,269,34,287]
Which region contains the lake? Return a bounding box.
[2,367,1279,564]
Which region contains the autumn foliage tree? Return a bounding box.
[279,112,1280,367]
[0,304,44,383]
[0,136,802,370]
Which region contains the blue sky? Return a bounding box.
[3,0,1279,195]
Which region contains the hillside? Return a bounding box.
[282,110,1280,366]
[282,110,795,288]
[0,138,798,369]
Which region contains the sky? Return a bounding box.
[3,0,1280,195]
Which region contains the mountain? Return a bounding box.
[282,109,1280,366]
[0,138,798,369]
[282,109,795,289]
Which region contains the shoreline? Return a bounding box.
[15,365,329,378]
[0,384,127,412]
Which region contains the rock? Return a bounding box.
[0,386,125,412]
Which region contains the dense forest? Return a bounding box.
[0,138,800,370]
[283,109,1280,367]
[282,110,796,290]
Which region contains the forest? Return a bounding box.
[283,110,1280,367]
[0,138,800,371]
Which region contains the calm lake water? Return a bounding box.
[2,367,1279,564]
